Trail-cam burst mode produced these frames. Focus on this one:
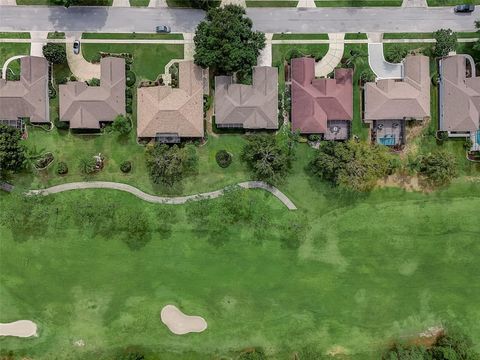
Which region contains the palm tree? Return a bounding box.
[23,145,46,170]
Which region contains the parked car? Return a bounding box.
[156,25,171,33]
[454,4,475,12]
[73,40,80,55]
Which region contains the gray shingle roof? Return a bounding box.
[215,66,278,129]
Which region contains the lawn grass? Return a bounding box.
[383,32,479,39]
[345,33,368,40]
[129,0,150,5]
[272,33,328,40]
[427,0,479,5]
[246,0,298,6]
[0,32,31,39]
[315,0,401,6]
[82,33,184,40]
[1,158,480,359]
[47,31,66,39]
[81,43,183,81]
[0,43,30,69]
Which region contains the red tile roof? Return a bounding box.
[291,57,353,134]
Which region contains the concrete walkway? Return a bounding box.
[0,0,16,5]
[402,0,427,7]
[297,0,315,7]
[257,33,273,67]
[183,32,194,60]
[221,0,246,7]
[65,32,100,81]
[315,33,344,77]
[148,0,167,7]
[1,55,26,79]
[112,0,130,6]
[30,31,48,57]
[368,42,403,79]
[26,181,298,210]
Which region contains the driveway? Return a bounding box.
[65,32,100,81]
[368,42,403,79]
[315,33,344,77]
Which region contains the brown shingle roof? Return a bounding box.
[291,57,353,134]
[59,57,125,129]
[440,55,480,133]
[136,61,204,138]
[364,55,430,121]
[215,66,278,129]
[0,56,49,123]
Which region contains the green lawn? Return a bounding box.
[47,31,66,39]
[383,32,479,39]
[427,0,479,5]
[1,146,480,359]
[315,0,402,6]
[246,0,298,6]
[272,33,329,40]
[129,0,149,5]
[82,33,184,40]
[345,33,368,40]
[0,32,30,39]
[0,43,30,69]
[81,43,184,82]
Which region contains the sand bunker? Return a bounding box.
[160,305,207,335]
[0,320,37,337]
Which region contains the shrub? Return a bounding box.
[79,156,97,174]
[48,83,57,99]
[126,71,136,87]
[126,104,132,114]
[54,118,70,130]
[35,152,54,169]
[417,151,458,187]
[69,75,77,82]
[88,78,100,86]
[120,160,132,173]
[215,150,232,168]
[57,161,68,175]
[308,134,321,142]
[286,48,303,62]
[125,87,133,98]
[42,43,66,64]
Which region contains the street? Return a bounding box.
[0,5,478,33]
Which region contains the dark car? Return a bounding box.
[73,40,80,55]
[156,25,171,33]
[454,4,475,12]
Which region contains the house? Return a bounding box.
[137,60,205,143]
[0,56,49,129]
[59,57,125,130]
[439,54,480,152]
[291,57,353,140]
[215,66,278,130]
[364,55,430,146]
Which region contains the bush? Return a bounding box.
[215,150,232,168]
[286,48,303,62]
[42,43,66,64]
[308,134,321,142]
[48,83,57,99]
[125,87,133,98]
[417,151,458,187]
[120,160,132,173]
[79,156,97,174]
[126,71,136,87]
[88,78,100,86]
[57,161,68,175]
[35,152,54,169]
[69,75,77,82]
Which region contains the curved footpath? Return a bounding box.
[26,181,297,210]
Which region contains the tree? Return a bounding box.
[417,151,458,187]
[309,141,393,192]
[189,0,220,9]
[241,134,292,183]
[78,156,97,174]
[112,114,132,135]
[193,5,266,75]
[42,43,66,64]
[385,44,409,63]
[434,29,457,57]
[0,124,26,173]
[145,144,198,186]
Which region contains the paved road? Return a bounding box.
[26,181,298,210]
[0,6,478,33]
